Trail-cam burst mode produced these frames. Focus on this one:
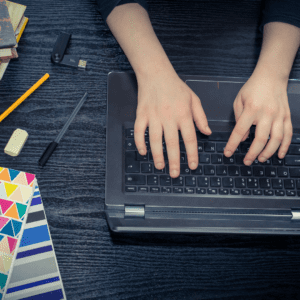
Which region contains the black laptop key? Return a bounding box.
[125,138,136,150]
[150,187,160,193]
[211,154,223,164]
[191,165,203,175]
[259,178,271,189]
[275,190,285,196]
[198,142,204,152]
[126,128,134,138]
[285,156,300,166]
[228,166,239,176]
[185,176,197,187]
[125,161,140,173]
[172,176,184,186]
[185,188,194,194]
[125,175,146,185]
[216,165,227,176]
[272,156,283,165]
[234,154,245,165]
[292,133,300,144]
[204,142,216,152]
[210,177,221,187]
[198,177,209,187]
[253,189,263,195]
[235,178,246,188]
[199,153,210,163]
[240,143,251,153]
[287,145,300,155]
[207,131,231,141]
[230,189,240,195]
[277,167,288,177]
[160,175,171,186]
[125,186,136,192]
[247,178,259,188]
[253,166,264,176]
[286,190,296,196]
[136,151,148,161]
[181,164,190,175]
[284,179,295,189]
[148,175,159,185]
[173,187,183,193]
[265,167,276,177]
[141,163,152,173]
[242,189,251,195]
[196,188,206,194]
[219,188,229,195]
[180,153,186,163]
[289,168,300,177]
[223,155,235,164]
[154,166,165,174]
[138,187,148,192]
[272,179,283,189]
[180,141,186,152]
[240,166,252,176]
[216,142,226,153]
[162,187,171,193]
[204,165,215,175]
[264,190,274,196]
[222,177,234,187]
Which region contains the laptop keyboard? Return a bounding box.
[124,127,300,197]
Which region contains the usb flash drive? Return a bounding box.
[51,32,87,69]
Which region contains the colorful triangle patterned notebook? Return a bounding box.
[0,167,36,299]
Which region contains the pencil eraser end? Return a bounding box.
[4,129,28,156]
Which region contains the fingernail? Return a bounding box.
[260,156,266,162]
[191,162,197,169]
[245,160,252,165]
[157,163,163,169]
[205,126,212,134]
[280,152,285,158]
[139,149,145,155]
[171,170,178,177]
[225,150,232,156]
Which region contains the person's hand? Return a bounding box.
[224,72,293,165]
[134,71,212,178]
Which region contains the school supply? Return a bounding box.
[5,183,66,300]
[0,167,36,299]
[0,1,17,50]
[0,1,28,81]
[0,74,50,123]
[4,129,28,157]
[39,92,89,167]
[105,71,300,235]
[51,32,87,69]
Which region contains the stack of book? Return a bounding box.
[0,0,28,81]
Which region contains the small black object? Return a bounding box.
[51,32,87,69]
[38,141,58,167]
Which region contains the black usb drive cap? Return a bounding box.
[51,32,86,69]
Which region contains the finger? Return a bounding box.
[148,120,165,170]
[179,116,199,171]
[163,123,180,178]
[244,119,272,165]
[277,117,293,159]
[134,115,148,155]
[225,105,254,157]
[257,119,283,162]
[191,93,212,135]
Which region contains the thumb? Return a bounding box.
[191,93,212,135]
[234,94,249,142]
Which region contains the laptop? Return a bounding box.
[105,71,300,235]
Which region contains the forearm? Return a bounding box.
[254,22,300,82]
[106,3,175,82]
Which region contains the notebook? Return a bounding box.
[0,1,17,50]
[0,167,36,299]
[5,182,66,300]
[105,71,300,235]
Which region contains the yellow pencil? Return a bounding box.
[0,73,50,123]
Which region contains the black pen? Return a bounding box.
[38,92,88,167]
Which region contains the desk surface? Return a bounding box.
[1,0,300,299]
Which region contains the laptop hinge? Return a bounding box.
[125,205,145,218]
[291,209,300,220]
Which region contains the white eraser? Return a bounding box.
[4,129,28,156]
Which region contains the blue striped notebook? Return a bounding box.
[5,182,66,300]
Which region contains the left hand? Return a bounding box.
[224,72,293,165]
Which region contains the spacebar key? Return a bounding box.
[125,174,146,185]
[207,132,231,141]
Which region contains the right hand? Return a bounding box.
[134,70,212,178]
